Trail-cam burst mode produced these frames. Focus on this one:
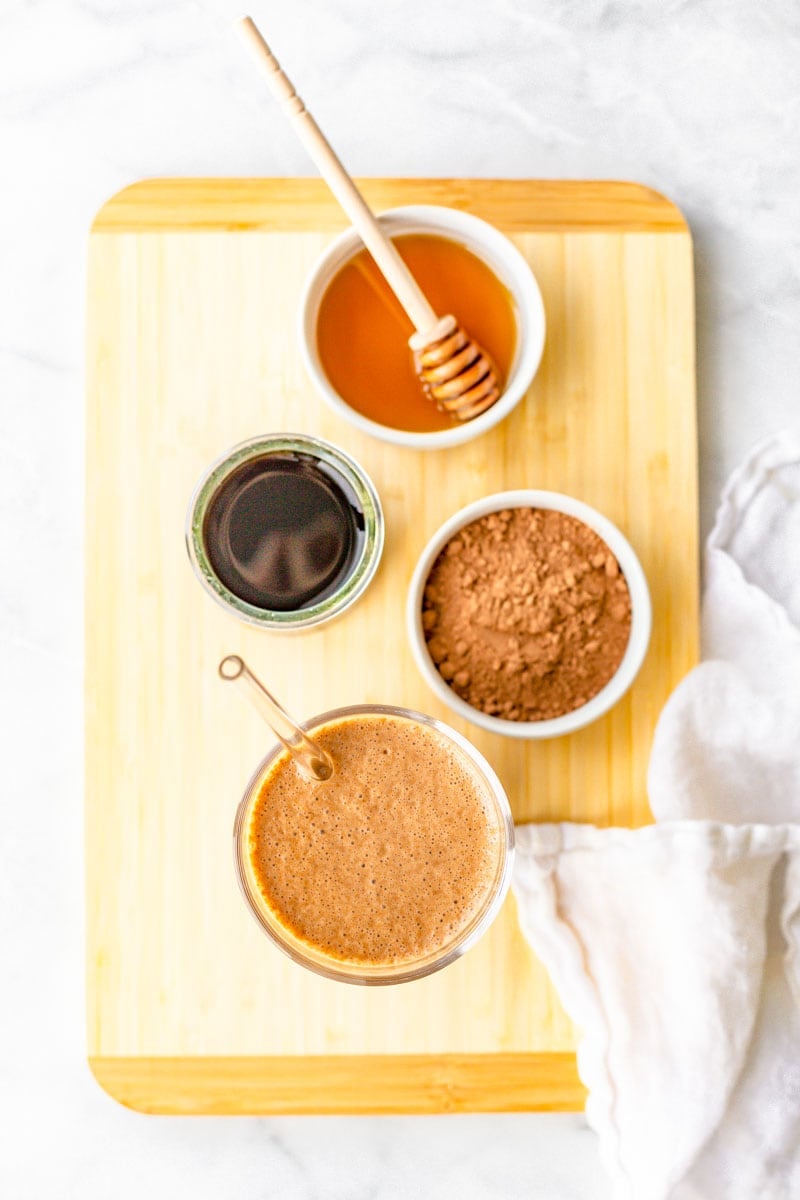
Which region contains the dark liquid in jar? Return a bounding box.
[203,454,365,611]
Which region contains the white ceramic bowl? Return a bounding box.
[406,491,652,739]
[298,205,546,450]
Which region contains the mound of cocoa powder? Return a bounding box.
[421,508,632,722]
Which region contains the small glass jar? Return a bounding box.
[186,433,384,631]
[233,703,515,985]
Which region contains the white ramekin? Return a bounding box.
[406,491,652,739]
[298,205,546,450]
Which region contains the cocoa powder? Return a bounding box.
[421,508,632,722]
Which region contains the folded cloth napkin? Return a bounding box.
[512,432,800,1200]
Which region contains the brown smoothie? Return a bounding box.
[247,714,501,966]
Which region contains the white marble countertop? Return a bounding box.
[2,1,798,1196]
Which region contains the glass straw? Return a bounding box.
[219,655,334,782]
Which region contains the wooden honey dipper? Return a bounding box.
[236,16,501,421]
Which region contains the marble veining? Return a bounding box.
[1,0,798,1196]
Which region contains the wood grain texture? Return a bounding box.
[91,177,688,233]
[89,1054,585,1115]
[85,178,698,1113]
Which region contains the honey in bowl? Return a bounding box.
[316,233,518,434]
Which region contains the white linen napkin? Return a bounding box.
[649,430,800,826]
[512,432,800,1200]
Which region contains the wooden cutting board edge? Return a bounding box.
[88,1053,585,1115]
[89,176,689,234]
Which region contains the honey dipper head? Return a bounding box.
[409,315,501,421]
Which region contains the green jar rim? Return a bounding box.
[185,433,384,630]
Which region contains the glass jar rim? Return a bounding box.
[233,703,516,985]
[185,433,384,630]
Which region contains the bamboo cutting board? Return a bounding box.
[86,179,698,1113]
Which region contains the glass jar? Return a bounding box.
[186,433,384,630]
[233,703,515,985]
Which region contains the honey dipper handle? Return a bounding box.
[236,16,440,335]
